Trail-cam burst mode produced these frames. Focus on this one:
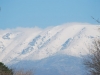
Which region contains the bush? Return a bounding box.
[13,69,33,75]
[0,62,13,75]
[0,62,34,75]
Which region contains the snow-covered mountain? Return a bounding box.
[0,23,100,75]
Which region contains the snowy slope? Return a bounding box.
[0,23,100,75]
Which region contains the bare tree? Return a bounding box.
[83,39,100,75]
[91,16,100,23]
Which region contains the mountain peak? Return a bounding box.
[0,23,100,75]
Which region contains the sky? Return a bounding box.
[0,0,100,29]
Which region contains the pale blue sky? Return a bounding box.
[0,0,100,29]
